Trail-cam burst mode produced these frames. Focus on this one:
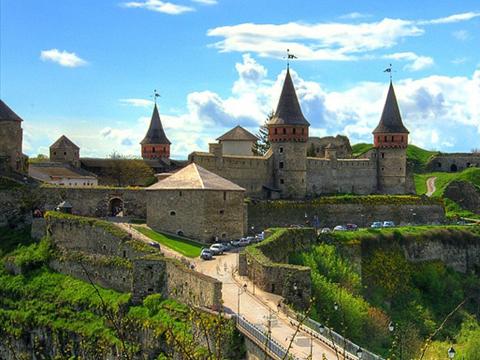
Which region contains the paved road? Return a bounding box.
[116,222,355,359]
[194,252,350,360]
[426,176,437,197]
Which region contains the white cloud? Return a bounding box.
[452,57,468,65]
[40,49,87,67]
[25,56,480,158]
[339,12,371,20]
[452,30,470,41]
[119,98,154,107]
[384,52,434,71]
[122,0,194,15]
[191,0,217,4]
[419,12,480,25]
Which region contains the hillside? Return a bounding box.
[415,167,480,197]
[351,143,438,172]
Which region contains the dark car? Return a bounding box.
[346,223,358,231]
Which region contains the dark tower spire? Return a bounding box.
[373,81,409,134]
[141,103,171,160]
[269,68,310,126]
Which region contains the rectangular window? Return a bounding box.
[280,179,284,184]
[279,147,283,153]
[279,162,284,169]
[381,152,385,159]
[292,128,296,134]
[223,191,227,200]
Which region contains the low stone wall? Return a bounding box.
[242,228,316,309]
[45,212,223,309]
[0,186,32,228]
[248,197,445,230]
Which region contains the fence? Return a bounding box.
[283,306,382,360]
[236,315,301,360]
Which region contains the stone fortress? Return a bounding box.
[190,68,414,199]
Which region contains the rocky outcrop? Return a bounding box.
[444,180,480,214]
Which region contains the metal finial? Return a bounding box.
[152,89,161,104]
[383,63,394,81]
[285,49,297,69]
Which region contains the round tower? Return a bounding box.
[141,104,171,160]
[268,68,309,199]
[373,81,409,194]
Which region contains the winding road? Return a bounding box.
[426,176,437,197]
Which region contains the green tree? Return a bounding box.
[252,111,273,156]
[307,143,316,157]
[103,152,155,187]
[28,154,49,164]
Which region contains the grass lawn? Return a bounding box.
[133,226,203,258]
[414,167,480,196]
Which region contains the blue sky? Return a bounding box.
[1,0,479,158]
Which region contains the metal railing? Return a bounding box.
[236,315,300,360]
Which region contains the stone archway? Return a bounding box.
[109,198,124,217]
[450,164,458,172]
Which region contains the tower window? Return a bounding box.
[219,209,225,215]
[64,152,67,155]
[384,136,387,142]
[280,179,284,184]
[179,191,182,197]
[223,191,227,200]
[391,136,394,141]
[283,128,287,135]
[279,147,283,153]
[279,162,284,169]
[381,152,385,159]
[302,128,305,135]
[293,128,296,134]
[170,211,176,216]
[152,147,155,152]
[274,128,278,135]
[54,151,56,155]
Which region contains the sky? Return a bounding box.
[1,0,479,159]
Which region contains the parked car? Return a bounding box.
[148,241,160,249]
[237,238,251,247]
[333,225,347,232]
[370,221,383,228]
[200,249,213,260]
[346,223,358,231]
[383,221,395,228]
[209,243,224,255]
[290,224,304,228]
[320,228,331,233]
[246,236,255,243]
[220,242,232,251]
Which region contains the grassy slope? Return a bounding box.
[351,143,374,157]
[415,167,480,197]
[134,226,203,258]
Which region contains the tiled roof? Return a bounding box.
[217,126,258,141]
[50,135,79,149]
[373,82,409,134]
[269,68,310,126]
[147,163,244,191]
[0,100,23,122]
[140,104,171,145]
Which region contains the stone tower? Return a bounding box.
[50,135,80,168]
[0,100,27,173]
[268,68,310,199]
[373,81,409,194]
[141,104,171,161]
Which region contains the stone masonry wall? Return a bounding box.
[45,213,222,309]
[0,187,32,228]
[242,228,316,309]
[248,199,445,230]
[427,153,480,172]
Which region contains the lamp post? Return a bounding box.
[448,346,455,359]
[237,283,247,320]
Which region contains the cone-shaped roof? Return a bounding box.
[269,69,310,126]
[141,104,171,145]
[373,82,409,134]
[0,100,23,122]
[50,135,79,149]
[147,163,245,191]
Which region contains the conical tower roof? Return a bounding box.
[373,82,409,134]
[0,100,23,122]
[140,104,171,145]
[269,69,310,126]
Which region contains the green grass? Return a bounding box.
[351,143,374,157]
[133,226,203,258]
[406,144,438,173]
[414,167,480,197]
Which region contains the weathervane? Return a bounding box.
[383,63,395,81]
[152,89,161,104]
[285,49,298,68]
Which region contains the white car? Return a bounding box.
[383,221,395,228]
[333,225,347,232]
[209,244,224,255]
[320,228,331,233]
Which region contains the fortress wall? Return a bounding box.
[306,158,377,195]
[39,186,147,218]
[0,187,32,228]
[242,228,315,309]
[190,153,273,197]
[45,213,222,308]
[248,201,445,230]
[427,154,480,172]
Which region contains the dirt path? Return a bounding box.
[426,176,437,197]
